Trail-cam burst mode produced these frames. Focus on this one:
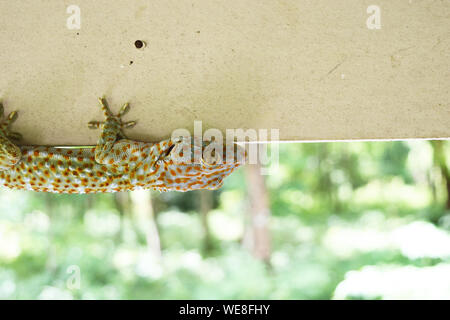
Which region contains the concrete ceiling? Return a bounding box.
[0,0,448,145]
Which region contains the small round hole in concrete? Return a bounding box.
[134,40,145,49]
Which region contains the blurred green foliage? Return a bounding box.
[1,140,450,299]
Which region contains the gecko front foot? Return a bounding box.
[88,97,137,139]
[0,101,22,142]
[88,96,140,166]
[0,101,23,171]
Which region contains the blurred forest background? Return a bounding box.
[1,140,450,299]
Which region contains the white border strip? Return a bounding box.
[243,137,450,144]
[21,137,450,148]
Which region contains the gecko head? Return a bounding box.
[150,136,246,192]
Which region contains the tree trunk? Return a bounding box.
[130,190,162,259]
[431,141,450,209]
[198,190,214,255]
[244,163,271,263]
[78,194,94,218]
[43,193,56,217]
[114,192,131,242]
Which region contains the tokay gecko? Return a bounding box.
[0,97,245,193]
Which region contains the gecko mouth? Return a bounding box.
[162,144,176,158]
[150,143,177,172]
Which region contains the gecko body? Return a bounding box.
[0,98,244,193]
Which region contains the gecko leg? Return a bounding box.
[0,101,22,171]
[88,97,141,167]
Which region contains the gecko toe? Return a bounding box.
[118,103,130,117]
[7,132,22,141]
[6,111,18,125]
[0,106,23,140]
[122,120,136,129]
[98,97,113,117]
[88,121,104,129]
